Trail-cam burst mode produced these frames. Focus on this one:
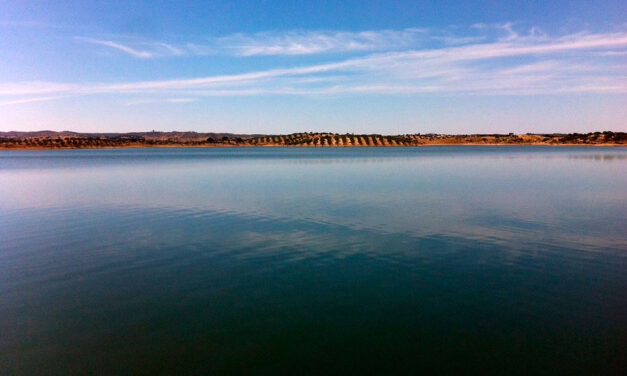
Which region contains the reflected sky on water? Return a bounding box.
[1,147,626,375]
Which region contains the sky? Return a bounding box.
[1,0,626,134]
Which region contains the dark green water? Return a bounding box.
[1,147,626,375]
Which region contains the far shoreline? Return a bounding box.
[1,131,625,150]
[2,143,625,151]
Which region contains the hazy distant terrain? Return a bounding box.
[1,131,625,149]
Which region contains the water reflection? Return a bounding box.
[2,146,626,171]
[1,147,626,375]
[2,150,626,253]
[566,153,627,161]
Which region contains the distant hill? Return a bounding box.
[0,130,260,141]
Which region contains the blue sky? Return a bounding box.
[1,0,626,134]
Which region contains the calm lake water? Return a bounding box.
[1,146,626,375]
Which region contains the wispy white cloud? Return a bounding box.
[496,61,562,75]
[126,97,197,105]
[75,28,430,58]
[596,50,627,56]
[153,43,185,56]
[0,82,78,96]
[0,95,69,106]
[73,25,623,60]
[3,27,626,104]
[76,37,154,58]
[471,22,521,41]
[220,28,429,56]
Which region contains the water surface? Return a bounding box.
[1,147,626,375]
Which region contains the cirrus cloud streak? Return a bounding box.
[2,27,626,105]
